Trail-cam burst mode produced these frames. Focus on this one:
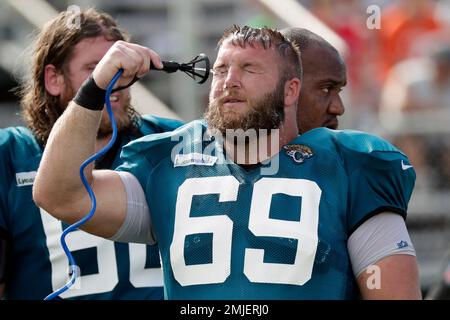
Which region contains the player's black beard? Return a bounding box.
[204,80,285,136]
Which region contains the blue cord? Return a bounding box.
[44,69,124,300]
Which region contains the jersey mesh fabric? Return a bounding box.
[117,122,415,300]
[0,116,182,300]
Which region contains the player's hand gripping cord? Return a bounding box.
[44,54,210,300]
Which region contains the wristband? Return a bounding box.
[73,75,106,110]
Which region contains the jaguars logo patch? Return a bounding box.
[284,144,314,164]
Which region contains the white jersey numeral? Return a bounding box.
[170,176,321,286]
[170,177,237,286]
[244,178,320,285]
[129,243,163,287]
[39,208,161,298]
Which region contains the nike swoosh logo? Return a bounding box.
[401,160,413,170]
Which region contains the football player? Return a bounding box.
[281,27,346,134]
[0,9,182,299]
[34,25,421,299]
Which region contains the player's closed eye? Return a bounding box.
[212,67,227,77]
[243,67,260,74]
[86,64,97,71]
[212,70,227,77]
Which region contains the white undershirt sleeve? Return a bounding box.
[348,212,416,278]
[108,171,156,244]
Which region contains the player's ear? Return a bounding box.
[284,77,301,107]
[44,64,65,97]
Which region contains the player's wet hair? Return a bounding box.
[218,25,302,83]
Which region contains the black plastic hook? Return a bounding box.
[111,53,211,93]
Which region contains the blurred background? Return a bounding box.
[0,0,449,296]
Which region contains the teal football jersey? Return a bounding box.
[0,115,183,299]
[117,121,415,300]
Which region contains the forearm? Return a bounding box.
[34,41,161,231]
[34,102,101,216]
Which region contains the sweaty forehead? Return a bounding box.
[302,46,346,83]
[215,39,275,63]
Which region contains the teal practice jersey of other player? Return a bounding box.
[117,121,416,300]
[0,115,183,299]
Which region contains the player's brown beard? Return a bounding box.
[60,81,133,139]
[204,80,285,136]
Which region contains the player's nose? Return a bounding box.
[329,94,345,116]
[223,66,242,90]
